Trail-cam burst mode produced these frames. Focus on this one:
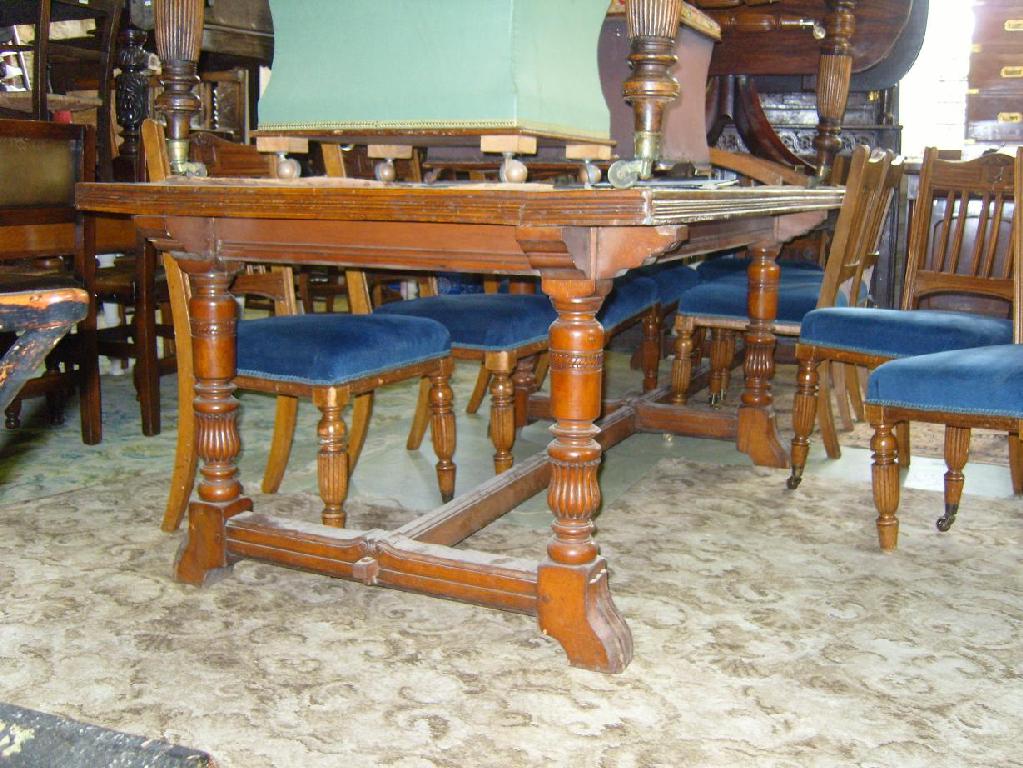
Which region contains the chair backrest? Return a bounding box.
[903,147,1017,317]
[814,145,900,309]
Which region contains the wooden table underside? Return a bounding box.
[77,179,842,672]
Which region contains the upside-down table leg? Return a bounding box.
[174,260,252,585]
[537,278,632,674]
[736,244,788,467]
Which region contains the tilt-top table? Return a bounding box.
[77,176,842,672]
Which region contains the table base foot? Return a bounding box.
[736,405,789,468]
[175,496,252,586]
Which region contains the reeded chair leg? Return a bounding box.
[486,351,516,473]
[708,328,731,406]
[938,426,970,532]
[871,417,901,551]
[465,363,491,415]
[429,360,457,503]
[671,316,696,404]
[788,353,820,489]
[313,388,349,528]
[1009,432,1023,495]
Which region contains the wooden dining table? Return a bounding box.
[76,175,842,672]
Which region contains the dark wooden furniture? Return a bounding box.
[967,1,1023,148]
[788,149,1019,500]
[78,176,841,672]
[1,119,100,442]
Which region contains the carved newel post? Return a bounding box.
[113,26,150,181]
[814,0,857,181]
[608,0,682,188]
[154,0,204,175]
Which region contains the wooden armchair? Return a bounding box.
[861,147,1023,550]
[0,118,101,442]
[789,148,1019,491]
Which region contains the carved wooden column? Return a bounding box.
[814,0,857,180]
[175,257,252,585]
[536,277,632,673]
[608,0,682,188]
[154,0,204,174]
[113,26,150,182]
[735,243,788,467]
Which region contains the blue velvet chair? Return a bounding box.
[864,345,1023,550]
[670,146,901,436]
[161,261,456,533]
[788,147,1021,490]
[374,270,660,472]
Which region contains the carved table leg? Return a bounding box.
[537,278,632,674]
[736,244,788,467]
[174,260,252,585]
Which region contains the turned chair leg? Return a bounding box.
[871,417,901,551]
[938,425,971,532]
[465,362,491,415]
[428,362,457,503]
[486,351,516,473]
[895,421,911,469]
[348,392,373,475]
[261,395,298,493]
[708,328,731,406]
[787,354,820,489]
[671,316,696,404]
[1009,432,1023,495]
[313,388,350,528]
[830,361,854,431]
[511,354,537,429]
[845,362,865,421]
[640,305,662,392]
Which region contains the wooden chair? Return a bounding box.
[160,258,456,532]
[671,147,902,444]
[0,118,101,442]
[0,274,88,413]
[789,147,1019,490]
[861,148,1023,550]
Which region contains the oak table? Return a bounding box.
[77,176,842,672]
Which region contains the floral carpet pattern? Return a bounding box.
[1,458,1020,767]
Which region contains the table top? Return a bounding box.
[77,177,844,228]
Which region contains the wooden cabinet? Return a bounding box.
[967,1,1023,145]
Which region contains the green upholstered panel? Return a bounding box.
[259,0,611,141]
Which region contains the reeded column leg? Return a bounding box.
[175,262,252,585]
[313,388,349,528]
[671,315,696,404]
[788,351,820,489]
[486,351,516,473]
[429,359,457,503]
[736,244,788,467]
[937,425,970,533]
[870,415,900,551]
[640,306,661,392]
[536,278,632,674]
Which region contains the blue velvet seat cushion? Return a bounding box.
[800,307,1014,357]
[866,345,1023,418]
[678,272,846,324]
[374,293,557,351]
[236,314,450,386]
[697,254,824,281]
[600,273,659,331]
[638,262,701,306]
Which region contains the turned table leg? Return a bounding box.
[536,278,632,673]
[174,260,252,585]
[736,244,789,467]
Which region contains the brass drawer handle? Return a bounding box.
[998,112,1022,123]
[1000,65,1023,78]
[1004,19,1023,32]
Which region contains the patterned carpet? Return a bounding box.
[1,458,1020,767]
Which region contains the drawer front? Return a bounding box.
[967,93,1023,142]
[973,2,1023,49]
[969,51,1023,92]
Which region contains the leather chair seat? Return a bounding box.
[237,314,451,386]
[800,307,1013,357]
